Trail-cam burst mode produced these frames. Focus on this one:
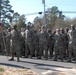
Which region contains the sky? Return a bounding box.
[10,0,76,22]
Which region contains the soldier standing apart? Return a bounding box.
[9,25,21,62]
[68,24,76,62]
[38,26,49,60]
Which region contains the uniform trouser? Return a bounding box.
[63,43,69,59]
[21,41,25,56]
[33,42,39,57]
[25,43,30,57]
[39,42,48,58]
[0,44,1,52]
[73,49,76,62]
[25,42,34,57]
[54,45,64,61]
[48,43,53,57]
[68,44,72,61]
[68,44,76,62]
[0,43,4,54]
[54,46,58,60]
[66,43,69,57]
[6,43,10,55]
[63,45,67,58]
[11,44,20,60]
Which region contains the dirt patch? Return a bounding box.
[42,68,76,75]
[0,65,39,75]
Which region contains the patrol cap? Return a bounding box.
[12,24,17,28]
[26,25,30,29]
[41,25,46,29]
[47,28,51,33]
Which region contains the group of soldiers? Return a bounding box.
[0,24,76,62]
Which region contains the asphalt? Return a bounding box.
[0,55,76,75]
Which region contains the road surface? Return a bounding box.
[0,55,76,75]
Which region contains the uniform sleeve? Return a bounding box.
[46,32,49,40]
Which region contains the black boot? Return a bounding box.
[17,57,20,62]
[8,58,14,61]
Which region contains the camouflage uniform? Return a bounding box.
[0,31,3,53]
[64,32,69,59]
[51,30,56,57]
[54,29,64,61]
[68,26,76,62]
[5,28,11,56]
[0,31,5,54]
[33,30,39,57]
[10,25,21,61]
[25,26,34,58]
[65,27,69,57]
[20,30,25,56]
[47,29,53,58]
[60,28,68,59]
[38,26,49,59]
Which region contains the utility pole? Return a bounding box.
[42,0,46,26]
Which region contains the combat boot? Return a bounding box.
[67,59,71,62]
[8,58,14,61]
[37,56,41,59]
[17,57,20,62]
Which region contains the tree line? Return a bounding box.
[34,6,76,31]
[0,0,76,30]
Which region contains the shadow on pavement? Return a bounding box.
[20,60,72,70]
[0,62,30,69]
[34,65,59,71]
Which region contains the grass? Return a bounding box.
[0,67,4,72]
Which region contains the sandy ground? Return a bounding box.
[0,65,39,75]
[42,68,76,75]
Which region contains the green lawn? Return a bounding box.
[0,67,4,72]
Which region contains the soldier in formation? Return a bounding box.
[68,24,76,62]
[0,26,5,55]
[0,27,3,53]
[24,25,34,58]
[38,26,49,60]
[0,24,76,63]
[53,29,65,61]
[5,28,11,56]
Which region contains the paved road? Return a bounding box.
[0,55,76,75]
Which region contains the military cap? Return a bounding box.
[47,28,51,33]
[41,25,46,29]
[12,24,17,28]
